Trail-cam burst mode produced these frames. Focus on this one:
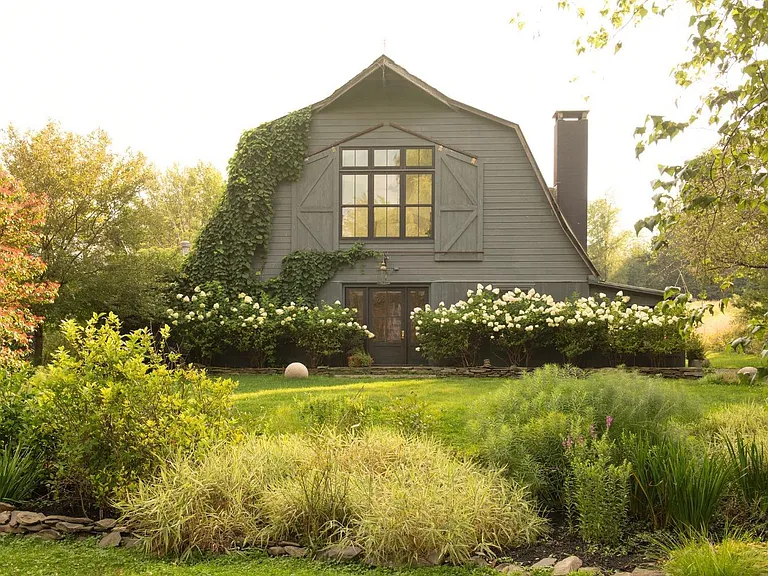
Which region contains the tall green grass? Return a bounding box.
[724,435,768,515]
[664,535,768,576]
[624,434,732,531]
[120,429,545,565]
[0,443,43,503]
[476,366,700,504]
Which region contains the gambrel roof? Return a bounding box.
[310,55,599,277]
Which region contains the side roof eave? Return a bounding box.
[310,55,599,277]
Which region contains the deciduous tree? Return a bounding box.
[0,171,57,365]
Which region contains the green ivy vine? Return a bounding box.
[264,243,378,303]
[181,107,377,304]
[183,107,312,292]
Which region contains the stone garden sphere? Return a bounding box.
[284,362,309,379]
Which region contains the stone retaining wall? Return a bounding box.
[209,365,703,380]
[0,503,136,548]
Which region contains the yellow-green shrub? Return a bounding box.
[120,429,545,564]
[31,314,236,509]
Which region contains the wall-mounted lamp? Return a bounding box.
[378,253,390,285]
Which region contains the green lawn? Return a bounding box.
[230,374,507,448]
[707,349,765,369]
[229,373,767,446]
[0,537,485,576]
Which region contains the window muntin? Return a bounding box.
[340,147,434,239]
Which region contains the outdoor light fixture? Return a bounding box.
[378,253,390,285]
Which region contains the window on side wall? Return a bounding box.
[340,146,434,240]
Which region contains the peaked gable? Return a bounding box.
[309,56,598,276]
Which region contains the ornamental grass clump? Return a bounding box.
[664,535,768,576]
[120,429,545,564]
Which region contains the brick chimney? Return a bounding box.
[553,110,589,249]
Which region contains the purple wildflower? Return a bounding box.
[589,423,597,439]
[606,415,614,430]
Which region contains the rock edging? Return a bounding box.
[0,504,137,548]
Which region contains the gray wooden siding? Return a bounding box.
[257,75,592,296]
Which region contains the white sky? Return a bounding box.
[0,0,719,231]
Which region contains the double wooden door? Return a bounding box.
[345,286,428,365]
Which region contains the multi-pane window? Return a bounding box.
[341,147,434,239]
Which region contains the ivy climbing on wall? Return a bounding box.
[264,243,378,304]
[183,107,312,292]
[181,108,377,304]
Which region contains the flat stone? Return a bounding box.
[16,511,46,526]
[98,531,122,548]
[0,524,25,534]
[318,544,362,561]
[614,573,632,576]
[267,546,286,556]
[553,555,583,575]
[55,521,93,533]
[24,523,45,532]
[34,529,63,541]
[0,502,14,513]
[631,569,664,576]
[122,536,140,548]
[532,556,557,568]
[0,511,10,525]
[95,518,117,530]
[43,515,92,525]
[284,545,308,558]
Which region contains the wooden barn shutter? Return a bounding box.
[434,149,483,261]
[293,150,339,252]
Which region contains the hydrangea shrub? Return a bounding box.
[411,284,697,366]
[168,283,374,367]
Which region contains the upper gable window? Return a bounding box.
[340,147,434,240]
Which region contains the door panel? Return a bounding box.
[368,289,406,365]
[406,288,429,364]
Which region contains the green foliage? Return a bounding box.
[587,196,634,281]
[381,392,437,436]
[0,443,43,503]
[120,429,545,563]
[413,285,698,366]
[0,537,499,576]
[265,244,378,304]
[723,435,768,516]
[347,349,373,367]
[0,365,37,446]
[31,313,236,509]
[623,433,732,531]
[54,247,183,332]
[564,426,631,545]
[664,535,768,576]
[168,285,373,366]
[146,162,226,250]
[1,122,156,328]
[477,366,697,506]
[297,395,372,432]
[183,108,312,292]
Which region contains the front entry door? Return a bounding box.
[368,288,406,365]
[345,286,429,365]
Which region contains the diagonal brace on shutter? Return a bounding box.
[442,156,477,206]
